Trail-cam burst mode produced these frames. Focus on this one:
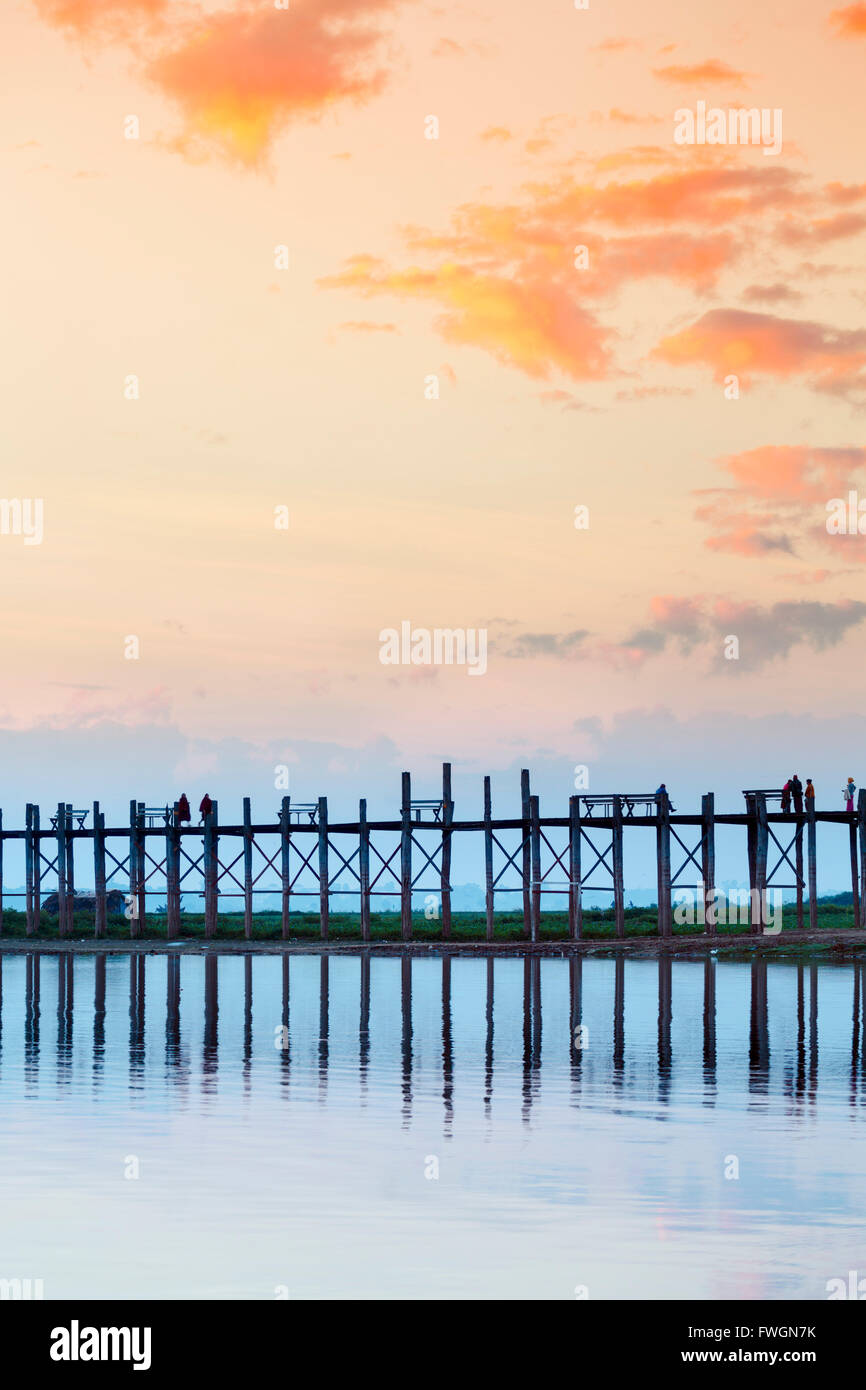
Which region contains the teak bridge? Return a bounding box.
[1,765,864,940]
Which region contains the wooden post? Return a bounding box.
[133,802,145,938]
[529,793,541,942]
[400,772,412,941]
[25,803,34,935]
[795,816,804,929]
[568,795,582,939]
[57,803,67,938]
[850,813,861,930]
[128,799,137,938]
[32,804,40,927]
[755,792,768,935]
[65,804,76,935]
[280,795,291,940]
[243,796,253,940]
[483,775,494,942]
[858,790,866,928]
[204,799,218,938]
[359,799,370,941]
[807,798,818,931]
[612,795,625,938]
[521,769,532,937]
[93,801,107,939]
[746,792,757,914]
[701,793,715,935]
[166,802,180,940]
[441,763,453,938]
[657,792,672,937]
[318,796,329,939]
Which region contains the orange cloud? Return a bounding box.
[320,257,614,380]
[654,309,866,392]
[35,0,408,165]
[652,59,749,86]
[830,3,866,36]
[33,0,167,36]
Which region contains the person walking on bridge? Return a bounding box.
[805,778,816,809]
[790,775,803,814]
[781,779,791,813]
[843,778,856,812]
[199,793,213,824]
[177,793,191,825]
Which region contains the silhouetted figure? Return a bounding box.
[655,783,677,813]
[177,793,191,824]
[805,778,815,808]
[781,779,791,813]
[199,793,213,824]
[791,775,803,814]
[843,778,856,812]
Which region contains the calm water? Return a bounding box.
[0,949,864,1300]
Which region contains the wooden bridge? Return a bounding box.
[1,764,864,940]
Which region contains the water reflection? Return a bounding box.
[1,950,866,1126]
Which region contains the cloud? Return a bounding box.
[694,445,866,558]
[338,319,399,333]
[35,0,409,165]
[479,126,512,142]
[830,4,866,36]
[320,257,615,380]
[505,630,589,658]
[741,282,802,304]
[653,308,866,395]
[652,59,749,86]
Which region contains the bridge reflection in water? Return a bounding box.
[5,950,866,1124]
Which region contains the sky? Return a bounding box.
[3,0,866,855]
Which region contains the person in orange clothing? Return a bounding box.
[805,779,816,808]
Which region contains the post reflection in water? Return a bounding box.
[3,949,866,1127]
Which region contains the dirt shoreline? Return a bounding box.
[2,929,866,959]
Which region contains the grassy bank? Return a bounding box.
[0,902,861,942]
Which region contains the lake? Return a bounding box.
[0,949,864,1300]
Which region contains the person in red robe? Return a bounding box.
[177,793,191,824]
[199,793,213,824]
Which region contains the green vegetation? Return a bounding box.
[0,901,862,942]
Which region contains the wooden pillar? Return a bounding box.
[65,805,76,935]
[850,813,861,930]
[32,804,40,927]
[520,768,531,938]
[807,798,818,931]
[243,796,253,940]
[57,802,67,938]
[317,796,329,939]
[612,795,625,938]
[701,793,715,935]
[755,792,768,935]
[400,773,412,941]
[127,799,137,938]
[25,803,34,935]
[858,790,866,928]
[483,775,494,942]
[204,799,219,938]
[133,803,145,938]
[657,792,672,937]
[359,798,370,941]
[529,793,541,942]
[568,795,582,939]
[93,801,107,939]
[746,792,757,911]
[166,801,180,940]
[441,763,453,939]
[280,795,291,940]
[795,816,804,929]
